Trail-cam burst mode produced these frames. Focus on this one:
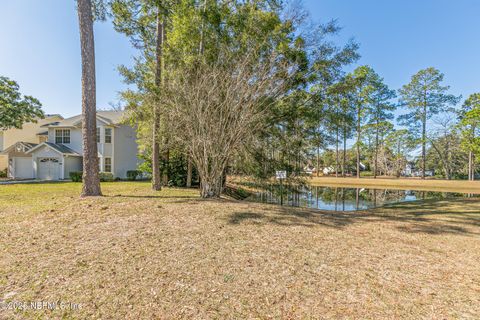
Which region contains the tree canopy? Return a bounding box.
[0,76,44,130]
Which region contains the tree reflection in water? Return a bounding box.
[247,184,478,212]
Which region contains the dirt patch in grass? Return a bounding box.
[1,182,479,319]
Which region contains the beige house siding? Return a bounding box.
[0,133,5,171]
[1,115,63,149]
[0,116,62,171]
[0,155,7,172]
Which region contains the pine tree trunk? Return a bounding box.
[374,122,379,179]
[161,20,169,186]
[152,112,161,190]
[445,133,451,180]
[473,126,476,181]
[198,0,207,55]
[356,108,361,179]
[470,124,476,181]
[469,151,473,181]
[151,8,163,191]
[162,148,169,186]
[422,105,427,180]
[335,127,339,178]
[77,0,101,197]
[343,126,347,177]
[186,157,192,187]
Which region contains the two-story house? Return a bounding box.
[0,111,140,180]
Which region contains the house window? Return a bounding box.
[105,128,112,143]
[97,127,101,143]
[55,129,70,144]
[104,157,112,173]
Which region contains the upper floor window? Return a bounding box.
[96,127,101,143]
[55,129,70,144]
[105,128,112,143]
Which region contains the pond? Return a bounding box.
[246,185,478,212]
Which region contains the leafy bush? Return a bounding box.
[451,173,468,180]
[0,169,7,178]
[70,171,82,182]
[361,171,374,177]
[70,171,115,182]
[126,170,142,181]
[138,150,199,187]
[99,172,114,182]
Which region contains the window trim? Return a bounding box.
[55,129,71,144]
[104,157,112,173]
[96,127,101,143]
[105,128,112,144]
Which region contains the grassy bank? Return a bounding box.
[1,182,479,319]
[309,176,480,194]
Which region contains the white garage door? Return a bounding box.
[14,157,33,179]
[38,158,60,180]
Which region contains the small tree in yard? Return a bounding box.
[158,0,304,198]
[0,76,43,130]
[165,48,293,198]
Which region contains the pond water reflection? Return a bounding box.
[246,185,478,212]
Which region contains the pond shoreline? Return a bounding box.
[309,177,480,194]
[241,182,479,212]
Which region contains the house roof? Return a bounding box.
[26,142,81,156]
[0,142,38,155]
[36,131,49,136]
[45,114,63,118]
[47,110,126,128]
[40,122,61,127]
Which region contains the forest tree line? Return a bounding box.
[3,1,478,198]
[99,0,479,198]
[72,0,480,197]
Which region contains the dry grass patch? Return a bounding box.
[0,182,479,319]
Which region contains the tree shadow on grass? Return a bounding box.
[227,199,480,236]
[228,207,362,229]
[106,194,232,206]
[109,195,197,199]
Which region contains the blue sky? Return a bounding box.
[1,0,479,119]
[303,0,480,103]
[0,1,135,118]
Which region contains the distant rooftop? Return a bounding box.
[47,110,127,127]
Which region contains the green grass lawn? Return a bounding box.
[1,182,479,319]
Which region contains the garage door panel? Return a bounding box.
[38,158,60,180]
[14,157,33,179]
